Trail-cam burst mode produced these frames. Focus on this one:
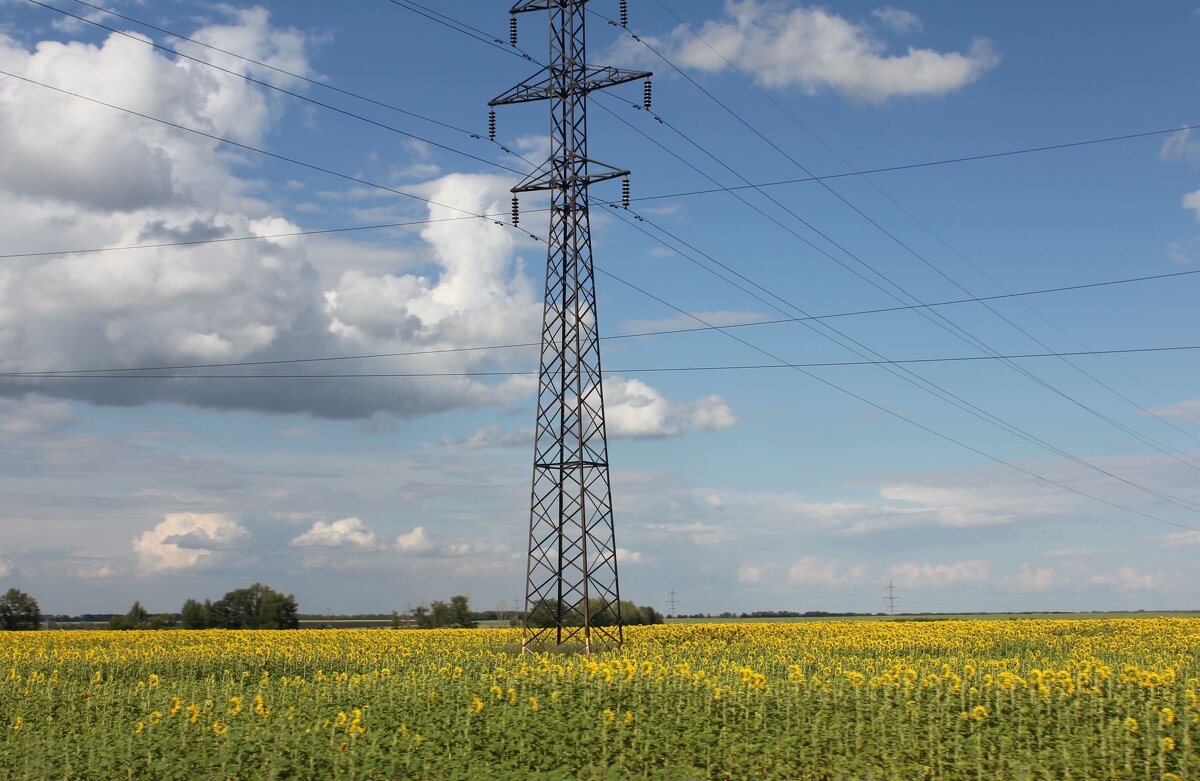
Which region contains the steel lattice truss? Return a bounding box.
[491,0,650,654]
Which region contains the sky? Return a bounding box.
[0,0,1197,616]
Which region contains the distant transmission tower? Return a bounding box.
[885,580,898,615]
[668,588,678,619]
[490,0,651,654]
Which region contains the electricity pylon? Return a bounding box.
[490,0,650,654]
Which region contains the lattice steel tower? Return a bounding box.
[490,0,650,653]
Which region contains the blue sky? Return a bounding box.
[0,0,1197,616]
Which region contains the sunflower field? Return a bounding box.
[1,619,1198,779]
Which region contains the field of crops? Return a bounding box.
[2,620,1198,780]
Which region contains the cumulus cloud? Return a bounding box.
[996,563,1063,592]
[1160,128,1200,164]
[0,395,80,435]
[604,377,737,438]
[1184,190,1200,222]
[441,424,534,450]
[74,563,120,580]
[737,563,763,583]
[1146,399,1200,421]
[291,517,379,550]
[871,7,922,34]
[132,513,250,572]
[649,0,998,103]
[787,555,866,586]
[890,559,990,587]
[1166,238,1200,264]
[1161,530,1200,546]
[0,22,543,421]
[616,547,643,564]
[394,526,436,554]
[1090,566,1158,591]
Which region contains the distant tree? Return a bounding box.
[180,598,215,629]
[526,598,662,628]
[411,595,477,629]
[449,595,477,628]
[0,588,41,631]
[208,584,299,630]
[390,610,402,629]
[109,601,176,630]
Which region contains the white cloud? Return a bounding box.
[1160,128,1200,163]
[73,563,120,580]
[1184,190,1200,221]
[0,395,80,435]
[1090,566,1158,591]
[737,563,763,583]
[132,513,249,572]
[394,526,436,554]
[660,0,998,103]
[0,23,544,421]
[442,424,534,450]
[890,560,990,587]
[787,555,866,586]
[603,377,737,438]
[1166,238,1200,264]
[291,517,379,550]
[996,564,1063,592]
[871,7,922,34]
[1146,399,1200,421]
[1161,530,1200,546]
[616,547,643,564]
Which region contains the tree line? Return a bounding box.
[2,586,664,631]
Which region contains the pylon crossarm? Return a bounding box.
[509,0,583,14]
[513,157,629,193]
[490,65,651,106]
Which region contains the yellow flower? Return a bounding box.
[186,704,200,724]
[1161,706,1175,724]
[1160,737,1175,752]
[134,721,145,734]
[528,695,538,712]
[211,721,228,736]
[1164,773,1182,781]
[602,708,616,725]
[147,674,159,688]
[971,705,988,722]
[227,696,242,716]
[11,716,22,732]
[254,695,269,720]
[148,711,162,725]
[624,710,634,725]
[169,697,182,716]
[471,697,484,713]
[1123,717,1139,733]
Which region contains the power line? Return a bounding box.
[2,344,1196,379]
[0,69,550,241]
[14,6,1199,534]
[587,11,1200,484]
[3,268,1196,375]
[587,216,1200,535]
[62,0,484,138]
[387,3,1200,517]
[622,8,1200,470]
[24,0,531,176]
[611,206,1200,517]
[0,214,509,260]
